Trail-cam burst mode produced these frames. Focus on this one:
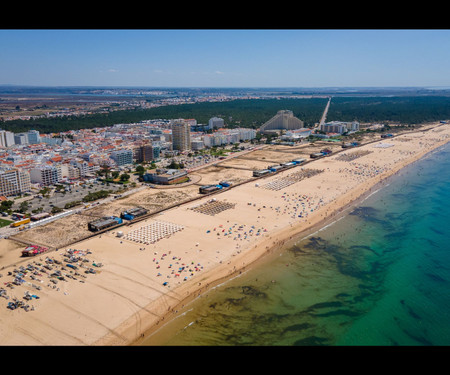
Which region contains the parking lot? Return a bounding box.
[11,181,124,215]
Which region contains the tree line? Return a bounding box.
[326,96,450,124]
[0,98,328,133]
[1,96,450,135]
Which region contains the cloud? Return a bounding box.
[108,69,119,73]
[188,70,225,76]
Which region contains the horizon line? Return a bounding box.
[1,84,450,89]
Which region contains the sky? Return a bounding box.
[1,29,450,88]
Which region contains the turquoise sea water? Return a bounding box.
[143,142,450,346]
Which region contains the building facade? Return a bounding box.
[0,130,15,148]
[259,110,304,133]
[110,149,133,166]
[320,121,360,134]
[191,139,204,150]
[135,144,155,163]
[202,128,257,147]
[41,137,63,146]
[0,168,31,196]
[208,117,224,129]
[14,133,29,145]
[27,130,41,144]
[30,166,61,186]
[171,121,191,152]
[280,128,312,141]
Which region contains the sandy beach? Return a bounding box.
[1,122,449,346]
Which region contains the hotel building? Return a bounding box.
[259,110,304,133]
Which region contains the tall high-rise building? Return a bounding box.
[0,168,31,196]
[135,144,155,163]
[171,120,191,152]
[27,129,41,144]
[0,130,15,148]
[14,133,29,145]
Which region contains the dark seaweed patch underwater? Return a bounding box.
[143,142,450,346]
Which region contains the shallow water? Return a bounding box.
[142,142,450,346]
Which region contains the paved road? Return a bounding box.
[317,96,332,129]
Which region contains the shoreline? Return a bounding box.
[121,132,450,346]
[133,178,391,346]
[1,123,449,346]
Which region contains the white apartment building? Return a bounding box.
[70,160,90,177]
[203,133,228,147]
[0,130,15,148]
[0,168,31,196]
[110,149,133,166]
[88,163,100,175]
[349,121,360,132]
[202,128,257,147]
[191,139,204,150]
[14,133,29,145]
[184,119,197,126]
[41,137,63,146]
[208,117,224,129]
[60,164,81,180]
[236,128,257,141]
[320,121,360,134]
[30,165,61,186]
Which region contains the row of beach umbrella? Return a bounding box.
[123,221,184,245]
